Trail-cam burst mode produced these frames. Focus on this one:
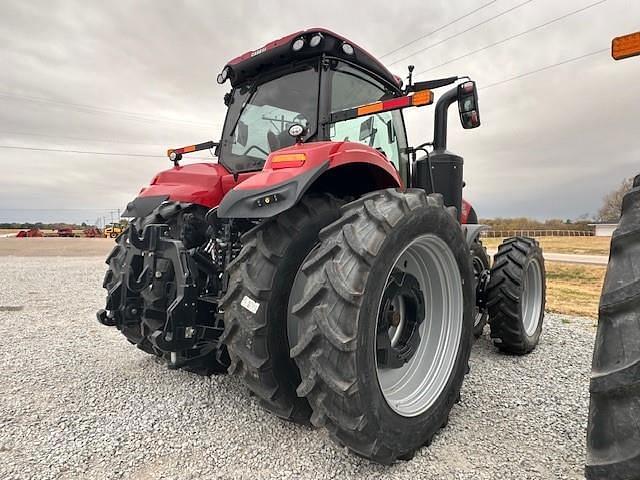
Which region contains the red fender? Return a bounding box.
[217,142,402,218]
[232,141,402,192]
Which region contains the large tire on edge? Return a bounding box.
[221,194,342,423]
[586,175,640,480]
[289,189,474,464]
[486,237,545,355]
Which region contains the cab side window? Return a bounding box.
[329,63,405,171]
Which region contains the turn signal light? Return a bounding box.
[411,89,434,106]
[270,153,306,169]
[612,31,640,61]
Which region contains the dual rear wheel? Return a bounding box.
[223,188,546,463]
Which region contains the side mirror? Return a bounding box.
[385,118,396,143]
[359,117,375,141]
[457,81,480,129]
[236,120,248,146]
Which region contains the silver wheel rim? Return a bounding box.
[521,258,543,336]
[375,234,464,417]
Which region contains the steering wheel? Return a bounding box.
[242,145,270,157]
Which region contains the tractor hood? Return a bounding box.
[124,162,252,217]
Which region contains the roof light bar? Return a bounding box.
[329,89,433,124]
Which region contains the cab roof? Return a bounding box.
[222,28,403,91]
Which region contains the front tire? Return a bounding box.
[289,189,474,464]
[222,194,342,423]
[487,237,545,354]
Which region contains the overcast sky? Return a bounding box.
[1,0,639,224]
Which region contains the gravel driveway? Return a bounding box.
[0,257,594,479]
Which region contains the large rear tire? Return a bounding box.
[221,194,342,423]
[586,175,640,479]
[486,237,545,355]
[289,189,474,463]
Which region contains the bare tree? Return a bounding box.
[598,177,634,223]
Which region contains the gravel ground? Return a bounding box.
[0,257,594,479]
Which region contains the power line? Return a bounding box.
[0,130,170,146]
[480,48,609,90]
[388,0,535,67]
[0,144,213,160]
[0,91,219,129]
[380,0,499,59]
[416,0,607,75]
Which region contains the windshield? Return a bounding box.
[219,63,319,173]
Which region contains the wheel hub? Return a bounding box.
[374,234,464,417]
[376,270,425,369]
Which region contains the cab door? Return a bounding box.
[320,59,410,183]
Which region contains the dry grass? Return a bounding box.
[482,236,611,256]
[545,262,606,320]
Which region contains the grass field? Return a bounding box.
[545,262,606,320]
[482,236,611,256]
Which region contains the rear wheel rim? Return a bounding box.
[521,258,543,336]
[375,234,464,417]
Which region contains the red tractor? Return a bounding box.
[97,29,546,463]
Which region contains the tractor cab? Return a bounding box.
[215,29,409,178]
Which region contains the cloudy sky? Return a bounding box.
[1,0,639,224]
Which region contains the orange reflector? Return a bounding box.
[183,145,196,153]
[412,89,434,106]
[357,102,384,116]
[612,31,640,60]
[271,153,306,163]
